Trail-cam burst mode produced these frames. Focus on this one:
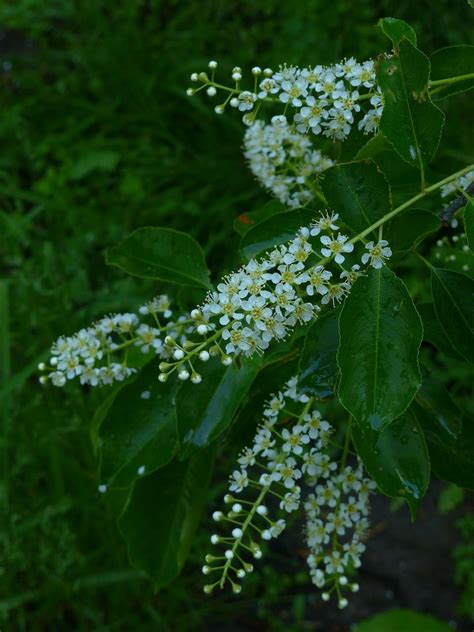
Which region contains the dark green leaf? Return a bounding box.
[417,303,464,360]
[99,362,179,486]
[354,608,452,632]
[233,200,287,237]
[176,355,262,459]
[320,160,391,236]
[106,227,211,289]
[119,449,214,586]
[464,198,474,251]
[430,45,474,100]
[413,401,474,490]
[378,17,417,47]
[377,38,445,169]
[354,133,391,161]
[385,208,440,252]
[298,308,340,399]
[338,267,423,441]
[352,408,429,517]
[431,267,474,363]
[240,208,320,260]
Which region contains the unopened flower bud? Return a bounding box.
[212,511,224,522]
[232,528,243,538]
[208,60,217,69]
[236,568,246,578]
[322,592,330,602]
[199,350,210,362]
[232,72,242,82]
[38,362,46,371]
[251,66,262,75]
[206,86,217,97]
[202,565,211,575]
[224,550,234,560]
[191,373,202,384]
[256,505,268,516]
[338,598,348,609]
[39,375,48,384]
[203,584,213,594]
[173,349,185,360]
[164,336,176,346]
[178,369,190,381]
[263,67,273,76]
[215,105,225,114]
[158,373,168,383]
[210,534,220,544]
[186,88,195,96]
[190,72,199,81]
[232,583,241,594]
[50,357,58,366]
[230,97,239,108]
[198,72,208,82]
[222,355,232,366]
[232,503,242,513]
[196,324,208,335]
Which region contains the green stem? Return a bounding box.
[429,72,474,88]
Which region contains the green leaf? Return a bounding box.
[413,375,474,489]
[106,227,211,289]
[416,303,464,360]
[430,45,474,100]
[298,308,340,399]
[99,362,179,486]
[354,609,452,632]
[378,17,417,47]
[176,355,262,459]
[233,200,287,237]
[354,133,391,161]
[385,208,440,252]
[320,160,391,236]
[240,208,320,260]
[464,198,474,251]
[338,267,423,441]
[352,408,429,517]
[377,38,445,169]
[430,267,474,363]
[118,449,214,586]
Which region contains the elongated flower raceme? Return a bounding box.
[243,119,334,208]
[39,214,392,387]
[202,376,376,607]
[187,58,383,141]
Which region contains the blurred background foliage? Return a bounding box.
[0,1,472,629]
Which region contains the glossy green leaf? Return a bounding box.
[99,362,179,486]
[430,45,474,100]
[377,38,445,169]
[352,407,429,517]
[106,227,211,289]
[240,209,321,260]
[119,448,214,586]
[298,308,340,399]
[385,208,440,252]
[338,266,423,441]
[464,198,474,251]
[417,303,464,360]
[176,355,262,459]
[233,200,287,237]
[413,401,474,490]
[378,17,417,47]
[320,160,391,236]
[354,133,391,161]
[354,609,452,632]
[431,267,474,363]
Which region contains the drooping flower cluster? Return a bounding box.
[440,169,474,198]
[41,216,392,388]
[187,58,384,140]
[243,119,334,208]
[202,377,375,607]
[38,295,193,387]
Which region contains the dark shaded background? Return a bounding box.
[0,1,472,629]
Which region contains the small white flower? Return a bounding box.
[361,240,392,269]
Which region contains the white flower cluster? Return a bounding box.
[202,377,375,606]
[188,58,384,140]
[243,119,334,208]
[38,295,191,387]
[440,169,474,198]
[305,461,374,606]
[41,217,393,388]
[195,215,391,361]
[433,230,471,274]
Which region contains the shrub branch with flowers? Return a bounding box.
[39,17,474,609]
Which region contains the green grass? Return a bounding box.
[0,1,472,629]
